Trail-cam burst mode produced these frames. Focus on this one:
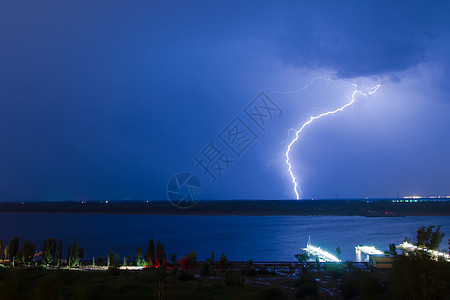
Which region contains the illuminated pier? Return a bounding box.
[302,237,340,262]
[397,241,450,261]
[355,246,384,262]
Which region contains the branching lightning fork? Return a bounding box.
[272,77,331,95]
[285,84,381,200]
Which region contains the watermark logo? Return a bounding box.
[166,172,202,209]
[219,117,258,157]
[245,92,283,131]
[194,141,235,182]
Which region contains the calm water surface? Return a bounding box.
[1,213,450,261]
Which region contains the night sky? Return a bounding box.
[1,1,449,201]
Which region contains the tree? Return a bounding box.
[336,247,342,261]
[217,253,229,270]
[9,237,20,261]
[179,250,197,270]
[43,238,56,265]
[128,255,134,266]
[200,261,210,276]
[108,249,119,267]
[4,246,9,260]
[417,225,445,250]
[147,238,155,267]
[243,259,256,276]
[155,241,165,267]
[136,247,143,266]
[169,253,177,263]
[155,241,161,267]
[56,241,63,266]
[78,247,85,265]
[207,251,215,265]
[20,241,36,265]
[389,244,397,256]
[71,242,79,266]
[295,252,313,274]
[315,256,320,270]
[0,240,3,261]
[66,245,71,265]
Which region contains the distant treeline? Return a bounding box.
[1,200,450,216]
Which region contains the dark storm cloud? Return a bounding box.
[271,1,443,78]
[278,31,426,78]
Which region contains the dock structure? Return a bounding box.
[355,246,384,262]
[397,241,450,261]
[302,237,340,263]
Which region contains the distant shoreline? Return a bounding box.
[1,199,450,217]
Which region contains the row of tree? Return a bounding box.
[0,237,84,267]
[0,236,191,269]
[416,225,445,250]
[0,237,34,266]
[136,238,167,267]
[105,238,169,268]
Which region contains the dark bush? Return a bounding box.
[242,259,257,277]
[31,274,60,300]
[179,251,197,270]
[341,271,384,299]
[108,266,120,276]
[224,270,244,287]
[323,263,346,278]
[217,253,230,270]
[259,286,286,300]
[177,270,195,281]
[389,256,450,299]
[200,261,210,276]
[295,274,318,299]
[0,273,22,300]
[257,267,274,275]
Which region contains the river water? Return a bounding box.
[1,213,449,262]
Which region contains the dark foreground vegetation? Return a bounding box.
[0,267,283,300]
[1,199,450,216]
[2,256,450,300]
[1,225,450,299]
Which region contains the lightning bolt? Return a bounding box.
[285,84,381,200]
[272,77,331,95]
